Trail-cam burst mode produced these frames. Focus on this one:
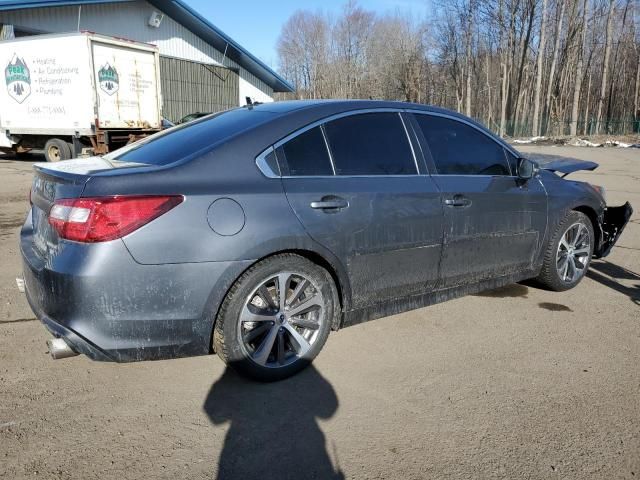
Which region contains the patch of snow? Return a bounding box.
[570,138,602,147]
[604,140,632,148]
[513,136,547,144]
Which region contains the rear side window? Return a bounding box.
[106,108,275,166]
[277,126,333,176]
[323,113,416,175]
[414,114,510,176]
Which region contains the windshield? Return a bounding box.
[104,108,276,166]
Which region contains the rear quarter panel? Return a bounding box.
[83,142,310,264]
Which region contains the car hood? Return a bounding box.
[525,153,599,175]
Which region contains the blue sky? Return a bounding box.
[184,0,431,69]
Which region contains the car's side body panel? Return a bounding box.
[536,170,605,251]
[429,175,547,288]
[282,175,444,309]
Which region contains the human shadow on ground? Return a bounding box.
[203,365,344,480]
[587,260,640,305]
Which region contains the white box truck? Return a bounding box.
[0,32,163,162]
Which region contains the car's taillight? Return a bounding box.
[48,195,183,242]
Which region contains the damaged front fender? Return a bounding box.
[594,202,633,258]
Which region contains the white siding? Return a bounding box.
[239,76,274,105]
[0,0,274,103]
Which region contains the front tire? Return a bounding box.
[214,254,339,382]
[536,211,594,291]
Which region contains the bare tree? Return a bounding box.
[276,0,640,138]
[595,0,615,134]
[569,0,588,136]
[532,0,548,136]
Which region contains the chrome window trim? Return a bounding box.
[320,124,337,175]
[272,108,404,151]
[398,113,420,174]
[282,174,427,179]
[255,146,280,178]
[429,174,518,178]
[260,108,420,179]
[255,107,519,179]
[406,108,517,176]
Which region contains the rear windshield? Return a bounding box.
[105,108,275,166]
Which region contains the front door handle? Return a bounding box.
[310,196,349,210]
[444,195,472,207]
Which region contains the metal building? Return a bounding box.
[0,0,293,122]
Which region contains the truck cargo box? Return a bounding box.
[0,32,162,160]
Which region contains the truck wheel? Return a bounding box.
[44,138,71,162]
[67,141,76,158]
[214,254,338,382]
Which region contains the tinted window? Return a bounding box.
[414,115,510,175]
[278,126,333,176]
[323,113,416,175]
[106,108,275,166]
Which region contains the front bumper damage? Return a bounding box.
[594,202,633,258]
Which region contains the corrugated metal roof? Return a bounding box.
[0,0,294,92]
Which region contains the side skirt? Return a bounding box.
[341,268,539,328]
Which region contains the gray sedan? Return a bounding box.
[20,100,632,381]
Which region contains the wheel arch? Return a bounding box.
[572,204,601,249]
[207,248,352,353]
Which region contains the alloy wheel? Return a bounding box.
[556,222,591,283]
[237,272,326,368]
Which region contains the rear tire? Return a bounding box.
[535,211,594,291]
[44,138,71,162]
[214,254,338,382]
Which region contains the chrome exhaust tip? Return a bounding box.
[47,338,79,360]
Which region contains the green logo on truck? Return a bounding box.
[98,63,119,95]
[5,54,31,104]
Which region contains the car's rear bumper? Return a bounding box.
[594,202,633,258]
[20,217,252,362]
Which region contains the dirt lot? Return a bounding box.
[0,147,638,479]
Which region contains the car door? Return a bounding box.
[410,112,547,289]
[277,111,444,309]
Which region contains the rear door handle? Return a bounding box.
[444,195,471,207]
[310,196,349,210]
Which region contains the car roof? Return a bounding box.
[251,99,463,118]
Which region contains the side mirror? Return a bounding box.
[517,157,539,180]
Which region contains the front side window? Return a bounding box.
[414,114,510,176]
[277,126,333,176]
[323,113,416,176]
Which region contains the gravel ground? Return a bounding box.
[0,146,638,479]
